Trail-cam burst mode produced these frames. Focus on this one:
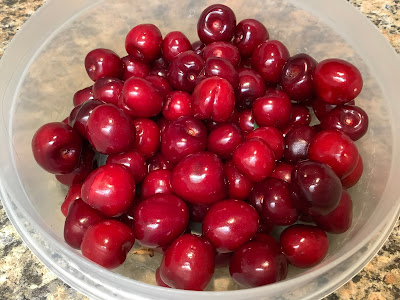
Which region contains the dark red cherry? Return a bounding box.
[106,150,147,183]
[64,199,106,249]
[156,267,171,288]
[233,19,269,56]
[291,160,342,216]
[85,48,123,81]
[167,50,205,92]
[312,99,355,121]
[162,91,192,121]
[237,109,255,134]
[121,55,150,80]
[271,162,293,183]
[320,105,369,141]
[284,104,311,129]
[144,75,172,98]
[161,116,207,164]
[202,41,241,67]
[86,104,135,155]
[312,58,363,104]
[281,53,317,102]
[125,24,162,62]
[197,4,236,44]
[147,152,174,172]
[61,184,83,217]
[191,40,205,55]
[208,123,243,160]
[204,57,239,89]
[133,118,161,159]
[152,56,169,69]
[69,99,104,139]
[246,127,285,160]
[160,234,215,291]
[32,122,83,175]
[280,224,329,268]
[223,160,253,201]
[92,77,123,105]
[187,203,211,223]
[81,220,135,269]
[203,199,259,253]
[308,129,359,178]
[82,163,135,217]
[149,68,169,78]
[251,40,290,84]
[247,180,266,214]
[171,151,226,205]
[236,68,266,110]
[341,154,363,189]
[162,31,192,62]
[141,169,172,199]
[73,86,93,107]
[192,77,235,123]
[258,219,275,234]
[284,125,317,164]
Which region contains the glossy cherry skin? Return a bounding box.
[197,4,236,44]
[156,267,171,288]
[204,57,239,89]
[284,104,311,130]
[134,194,188,248]
[229,241,288,287]
[162,91,192,121]
[171,152,226,205]
[69,99,104,139]
[233,138,275,183]
[233,19,269,56]
[252,90,292,128]
[61,184,83,217]
[192,40,205,55]
[271,162,293,183]
[202,41,241,67]
[246,127,285,160]
[73,86,93,107]
[125,24,162,62]
[308,129,359,178]
[106,150,147,183]
[236,68,266,110]
[147,152,174,172]
[86,104,135,155]
[85,48,123,81]
[341,154,363,189]
[208,123,243,160]
[284,125,317,164]
[141,169,172,199]
[251,40,290,83]
[81,220,135,269]
[237,109,255,134]
[160,234,215,291]
[291,160,342,216]
[260,178,298,226]
[312,99,355,121]
[152,56,169,69]
[203,199,259,253]
[162,31,192,62]
[192,77,235,123]
[167,50,204,93]
[32,122,83,174]
[119,77,163,118]
[281,53,317,102]
[247,180,268,213]
[121,55,150,80]
[92,77,123,105]
[186,203,211,223]
[161,116,207,164]
[82,163,135,217]
[63,199,106,249]
[280,224,329,268]
[313,58,363,104]
[313,189,353,234]
[144,75,172,98]
[133,118,160,158]
[223,161,253,201]
[321,105,368,141]
[149,67,168,78]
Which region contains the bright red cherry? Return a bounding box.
[203,199,259,253]
[308,129,359,178]
[271,162,293,183]
[204,57,239,89]
[313,58,363,105]
[133,118,160,159]
[63,199,106,249]
[162,31,192,62]
[233,19,269,56]
[202,41,241,67]
[156,267,171,288]
[134,194,188,248]
[81,220,135,269]
[341,154,363,189]
[192,77,235,123]
[141,169,172,199]
[73,86,93,107]
[237,109,255,134]
[251,40,290,84]
[284,125,317,164]
[197,4,236,44]
[280,224,329,268]
[171,152,226,205]
[61,184,83,217]
[223,160,253,201]
[160,234,215,291]
[86,104,135,155]
[121,55,150,80]
[125,24,162,62]
[84,48,123,81]
[232,138,275,182]
[69,99,104,139]
[236,68,266,110]
[246,126,285,160]
[147,152,174,172]
[162,91,192,121]
[32,122,83,175]
[207,123,243,160]
[144,75,172,98]
[106,150,148,183]
[81,163,135,217]
[92,77,123,105]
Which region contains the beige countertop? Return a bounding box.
[0,0,399,299]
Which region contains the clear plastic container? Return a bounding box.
[0,0,399,299]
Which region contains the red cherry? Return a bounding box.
[283,104,312,131]
[69,99,104,139]
[162,31,192,62]
[203,41,241,67]
[204,57,239,89]
[236,68,266,110]
[61,184,83,217]
[141,169,172,199]
[144,75,172,98]
[73,86,93,107]
[187,203,211,223]
[81,164,135,217]
[191,40,205,55]
[133,118,161,159]
[246,126,285,160]
[207,123,243,160]
[280,224,329,268]
[171,152,226,205]
[203,199,259,253]
[92,77,123,105]
[233,19,269,56]
[152,56,169,69]
[81,220,135,269]
[162,91,192,121]
[223,160,253,201]
[125,24,162,62]
[156,267,171,288]
[121,55,150,80]
[312,99,355,121]
[160,234,215,291]
[147,152,174,173]
[341,154,363,189]
[85,48,123,81]
[106,150,147,183]
[284,125,317,164]
[271,162,293,183]
[237,109,255,134]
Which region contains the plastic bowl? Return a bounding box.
[1,0,400,299]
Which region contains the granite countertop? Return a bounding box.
[0,0,399,299]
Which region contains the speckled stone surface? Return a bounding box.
[0,0,399,299]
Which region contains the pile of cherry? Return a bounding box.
[31,4,368,291]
